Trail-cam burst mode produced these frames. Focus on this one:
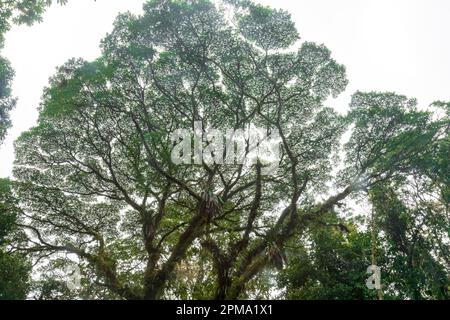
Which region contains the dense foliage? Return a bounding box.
[2,0,449,300]
[0,56,14,143]
[0,178,30,299]
[0,0,68,42]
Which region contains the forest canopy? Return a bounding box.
[0,0,448,300]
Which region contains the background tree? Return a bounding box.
[278,213,379,300]
[0,56,14,143]
[0,0,68,42]
[0,178,30,300]
[368,113,449,299]
[370,183,449,299]
[279,99,449,300]
[11,0,449,300]
[0,0,69,144]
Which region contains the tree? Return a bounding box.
[370,183,449,300]
[279,98,449,300]
[0,0,68,43]
[368,114,449,299]
[0,56,15,143]
[12,0,449,299]
[0,0,69,144]
[0,178,30,300]
[278,214,379,300]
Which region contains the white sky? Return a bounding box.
[1,0,449,178]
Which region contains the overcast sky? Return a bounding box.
[1,0,449,177]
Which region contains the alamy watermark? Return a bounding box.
[366,265,381,290]
[65,264,82,291]
[170,122,281,176]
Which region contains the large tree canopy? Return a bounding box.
[10,0,449,299]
